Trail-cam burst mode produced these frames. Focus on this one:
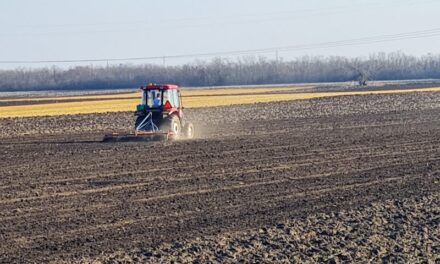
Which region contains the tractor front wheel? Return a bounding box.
[183,122,194,139]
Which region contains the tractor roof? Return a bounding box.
[141,84,179,90]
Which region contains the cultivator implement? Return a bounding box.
[102,112,174,142]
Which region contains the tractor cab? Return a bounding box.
[136,84,183,120]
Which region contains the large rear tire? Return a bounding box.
[168,115,181,140]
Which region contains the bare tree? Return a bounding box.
[0,52,439,92]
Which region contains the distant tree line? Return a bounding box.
[0,52,440,92]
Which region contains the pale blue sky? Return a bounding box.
[0,0,439,68]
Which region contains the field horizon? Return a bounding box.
[1,84,440,118]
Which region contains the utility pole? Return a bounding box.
[162,56,166,66]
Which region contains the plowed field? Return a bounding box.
[0,91,439,263]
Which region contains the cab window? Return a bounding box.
[167,89,179,107]
[145,89,162,108]
[173,89,180,107]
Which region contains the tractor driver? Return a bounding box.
[153,92,161,107]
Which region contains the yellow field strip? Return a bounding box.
[184,87,440,107]
[0,92,138,102]
[0,87,439,118]
[0,87,307,103]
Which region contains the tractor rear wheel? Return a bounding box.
[168,115,181,139]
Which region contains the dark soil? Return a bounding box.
[0,91,439,263]
[89,194,439,263]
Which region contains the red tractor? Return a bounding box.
[104,83,194,142]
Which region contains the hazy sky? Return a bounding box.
[0,0,439,68]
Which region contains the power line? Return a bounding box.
[6,0,434,30]
[2,0,435,37]
[1,27,440,64]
